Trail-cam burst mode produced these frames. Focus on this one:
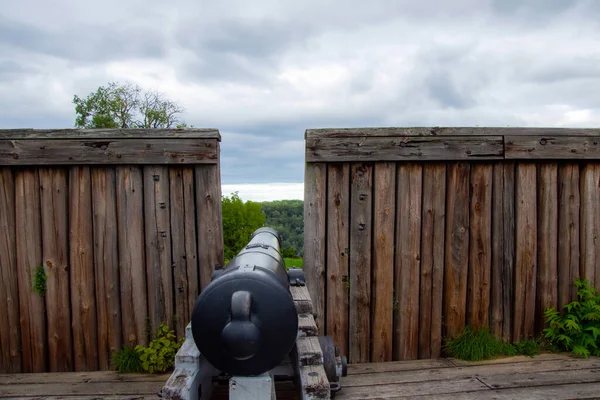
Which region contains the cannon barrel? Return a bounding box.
[191,227,299,376]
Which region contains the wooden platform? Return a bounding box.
[1,353,599,399]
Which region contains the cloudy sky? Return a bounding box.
[1,0,599,201]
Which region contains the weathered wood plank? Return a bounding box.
[557,164,580,307]
[144,166,174,335]
[0,128,220,139]
[116,166,148,347]
[480,368,600,390]
[169,167,198,339]
[69,166,98,371]
[467,163,492,330]
[0,168,21,373]
[347,358,454,375]
[336,378,487,399]
[306,136,503,162]
[298,365,331,400]
[304,162,327,335]
[39,168,72,372]
[291,285,314,315]
[371,162,395,363]
[15,169,46,373]
[0,380,174,397]
[349,162,373,363]
[490,163,515,342]
[505,136,600,159]
[394,163,422,361]
[298,313,319,337]
[419,164,446,358]
[91,168,122,370]
[580,164,600,287]
[305,127,600,139]
[195,164,224,291]
[418,382,600,400]
[0,370,170,385]
[325,163,350,357]
[0,138,220,165]
[536,164,558,332]
[514,163,537,341]
[443,163,470,339]
[296,336,324,366]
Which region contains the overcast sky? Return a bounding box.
[1,0,599,201]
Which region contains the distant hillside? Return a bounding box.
[261,200,304,257]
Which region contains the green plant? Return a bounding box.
[543,278,600,358]
[32,265,47,296]
[112,345,144,373]
[135,323,184,373]
[510,339,542,357]
[444,327,510,361]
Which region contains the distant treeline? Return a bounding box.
[260,200,304,257]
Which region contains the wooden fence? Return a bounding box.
[303,127,600,364]
[0,129,224,373]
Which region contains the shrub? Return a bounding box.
[112,345,144,373]
[135,323,184,373]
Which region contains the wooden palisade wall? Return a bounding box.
[0,129,224,373]
[303,127,600,364]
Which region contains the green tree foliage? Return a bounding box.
[73,81,189,129]
[222,192,267,260]
[260,200,304,257]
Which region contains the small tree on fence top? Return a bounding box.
[73,81,192,129]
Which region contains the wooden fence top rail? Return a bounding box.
[0,128,221,140]
[305,127,600,139]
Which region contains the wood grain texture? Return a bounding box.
[144,166,173,335]
[116,167,148,347]
[305,127,600,139]
[514,164,537,341]
[69,166,98,371]
[505,136,600,159]
[304,162,327,335]
[443,163,471,339]
[467,164,492,330]
[0,168,21,373]
[39,168,72,372]
[91,168,122,370]
[195,164,224,291]
[291,286,314,315]
[0,138,220,165]
[349,162,373,363]
[0,128,220,139]
[326,163,350,357]
[580,164,600,287]
[536,164,558,332]
[394,164,422,361]
[419,164,446,358]
[15,169,46,372]
[371,162,395,362]
[557,164,580,308]
[169,168,198,339]
[491,163,515,342]
[306,136,503,162]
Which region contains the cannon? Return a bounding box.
[161,227,347,399]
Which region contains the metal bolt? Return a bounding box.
[359,224,365,231]
[153,175,160,181]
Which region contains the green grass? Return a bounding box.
[444,327,541,361]
[112,345,144,373]
[284,258,303,269]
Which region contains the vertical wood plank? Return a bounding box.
[91,168,122,370]
[580,164,600,287]
[196,164,225,292]
[69,166,98,371]
[371,162,395,362]
[537,164,558,332]
[491,163,515,342]
[394,163,422,361]
[0,168,21,373]
[514,163,537,341]
[467,164,492,330]
[170,167,199,339]
[144,166,173,335]
[304,162,327,335]
[419,164,446,359]
[116,166,148,347]
[443,163,470,339]
[326,163,350,358]
[39,168,72,372]
[349,162,372,363]
[558,164,580,307]
[15,169,47,372]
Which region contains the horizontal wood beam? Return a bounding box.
[505,136,600,159]
[0,138,219,165]
[305,127,600,139]
[0,128,221,140]
[306,136,504,162]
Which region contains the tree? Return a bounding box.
[222,192,266,260]
[73,82,188,129]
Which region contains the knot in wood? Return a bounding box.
[539,138,548,145]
